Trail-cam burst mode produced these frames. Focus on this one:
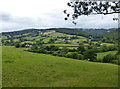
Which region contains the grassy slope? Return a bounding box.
[48,32,76,37]
[2,46,118,87]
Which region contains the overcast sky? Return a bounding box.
[0,0,118,32]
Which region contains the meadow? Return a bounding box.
[97,51,117,59]
[2,46,118,87]
[44,44,79,47]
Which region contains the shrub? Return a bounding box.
[52,52,58,56]
[15,43,20,48]
[102,54,118,63]
[77,45,86,54]
[96,58,102,62]
[84,49,97,62]
[77,54,84,60]
[66,52,78,59]
[61,47,69,54]
[69,48,76,52]
[111,60,119,65]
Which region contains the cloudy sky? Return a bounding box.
[0,0,118,32]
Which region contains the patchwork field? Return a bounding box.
[44,31,76,37]
[2,46,118,87]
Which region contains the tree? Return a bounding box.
[49,45,59,51]
[15,43,20,48]
[77,45,86,54]
[77,54,84,60]
[4,41,10,46]
[101,44,108,52]
[117,44,120,55]
[61,47,69,54]
[84,49,97,61]
[103,54,118,63]
[64,1,120,24]
[66,52,78,59]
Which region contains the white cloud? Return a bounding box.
[0,0,69,17]
[0,0,118,32]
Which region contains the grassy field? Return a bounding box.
[20,41,36,45]
[71,38,87,42]
[2,46,118,87]
[42,37,51,43]
[97,51,117,60]
[44,30,76,37]
[43,30,56,35]
[24,36,41,41]
[92,41,115,46]
[44,44,79,47]
[13,39,19,42]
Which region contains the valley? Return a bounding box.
[1,28,119,87]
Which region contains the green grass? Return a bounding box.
[24,36,41,41]
[54,40,63,44]
[97,50,117,60]
[92,41,115,46]
[44,44,79,47]
[77,36,86,39]
[71,38,87,42]
[42,37,51,43]
[20,41,36,44]
[13,39,19,42]
[48,31,76,37]
[2,46,118,87]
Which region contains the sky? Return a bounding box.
[0,0,118,32]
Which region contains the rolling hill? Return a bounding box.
[2,46,118,87]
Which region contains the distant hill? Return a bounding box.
[2,28,89,38]
[103,29,119,38]
[102,28,119,43]
[2,28,119,39]
[2,28,43,36]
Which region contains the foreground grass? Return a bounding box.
[2,46,118,87]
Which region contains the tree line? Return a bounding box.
[25,44,119,65]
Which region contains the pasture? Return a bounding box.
[44,44,79,47]
[44,30,76,37]
[97,51,117,59]
[2,46,118,87]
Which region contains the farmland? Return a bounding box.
[2,46,118,87]
[97,51,117,59]
[2,28,119,64]
[2,28,119,87]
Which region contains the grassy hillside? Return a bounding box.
[48,32,76,37]
[2,46,118,87]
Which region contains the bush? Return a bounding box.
[69,48,76,52]
[77,45,86,54]
[111,60,119,65]
[15,43,20,48]
[84,49,97,62]
[102,54,118,63]
[61,47,69,54]
[66,52,78,59]
[96,58,102,62]
[77,54,84,60]
[52,52,58,56]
